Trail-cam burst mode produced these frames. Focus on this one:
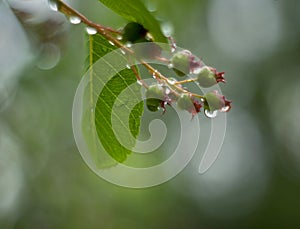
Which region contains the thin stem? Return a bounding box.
[167,36,177,52]
[155,56,170,63]
[57,0,132,54]
[190,93,205,99]
[124,51,149,88]
[57,0,204,100]
[140,61,203,98]
[174,78,197,85]
[57,0,122,35]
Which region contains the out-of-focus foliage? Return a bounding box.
[1,0,300,228]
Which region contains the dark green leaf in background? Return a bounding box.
[98,0,168,43]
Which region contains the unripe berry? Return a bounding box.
[146,84,164,99]
[145,84,165,112]
[122,22,148,43]
[197,66,217,88]
[204,91,231,112]
[146,98,161,112]
[177,93,195,112]
[170,50,192,77]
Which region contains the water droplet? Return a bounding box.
[146,1,157,12]
[48,0,58,11]
[221,106,230,112]
[108,41,115,46]
[152,73,157,79]
[171,46,176,53]
[192,67,202,74]
[165,87,171,95]
[161,22,174,37]
[181,89,188,93]
[168,63,174,69]
[126,64,131,69]
[137,80,143,86]
[117,35,123,40]
[167,78,176,85]
[86,27,97,35]
[69,16,81,24]
[126,42,132,48]
[36,43,61,70]
[120,49,126,55]
[204,109,218,118]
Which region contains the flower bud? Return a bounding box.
[204,91,232,112]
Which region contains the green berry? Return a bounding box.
[146,98,161,112]
[122,22,148,43]
[204,91,225,111]
[171,50,191,77]
[177,93,194,111]
[197,67,217,88]
[145,85,165,112]
[145,85,164,100]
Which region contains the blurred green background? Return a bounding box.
[1,0,300,228]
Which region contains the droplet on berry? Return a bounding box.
[204,91,231,112]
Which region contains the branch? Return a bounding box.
[56,0,204,100]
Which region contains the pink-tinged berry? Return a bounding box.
[204,90,232,112]
[170,50,201,77]
[177,93,202,116]
[197,66,225,88]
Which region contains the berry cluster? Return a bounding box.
[54,0,232,119]
[120,22,231,117]
[145,80,231,117]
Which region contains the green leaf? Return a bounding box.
[95,71,143,162]
[98,0,167,43]
[84,34,144,165]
